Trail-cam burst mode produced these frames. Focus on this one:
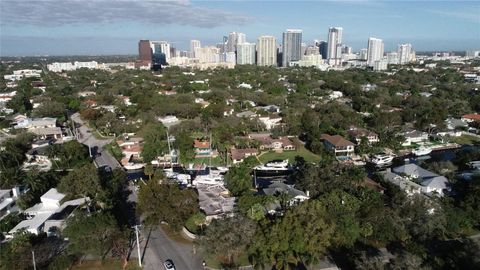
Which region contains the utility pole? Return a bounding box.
[133,225,142,267]
[32,251,36,270]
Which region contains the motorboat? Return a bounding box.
[123,163,145,170]
[254,160,292,176]
[192,173,224,186]
[371,154,394,166]
[208,166,229,175]
[412,146,432,156]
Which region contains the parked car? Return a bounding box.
[163,259,175,270]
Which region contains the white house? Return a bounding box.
[321,134,355,157]
[0,188,21,221]
[8,188,88,237]
[400,130,429,146]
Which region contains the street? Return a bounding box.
[132,227,204,270]
[70,113,121,169]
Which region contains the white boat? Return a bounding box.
[208,166,229,175]
[123,163,145,170]
[412,146,432,156]
[192,173,224,186]
[371,154,394,166]
[254,160,291,175]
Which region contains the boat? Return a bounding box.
[412,146,432,156]
[208,166,229,175]
[123,163,145,170]
[192,173,224,186]
[254,160,292,176]
[371,153,394,166]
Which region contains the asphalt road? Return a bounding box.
[70,113,120,169]
[134,227,204,270]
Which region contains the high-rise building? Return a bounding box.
[398,43,412,64]
[318,41,328,59]
[195,46,221,63]
[367,37,384,67]
[359,48,368,60]
[138,40,152,65]
[327,27,343,65]
[226,32,246,53]
[190,40,201,58]
[237,43,256,65]
[386,52,399,65]
[151,41,171,61]
[282,29,303,67]
[257,36,277,66]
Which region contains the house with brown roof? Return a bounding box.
[461,113,480,123]
[348,127,379,144]
[248,133,296,151]
[194,139,217,157]
[230,148,258,164]
[321,134,355,157]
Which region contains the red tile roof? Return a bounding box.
[462,113,480,121]
[321,134,355,147]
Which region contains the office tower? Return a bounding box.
[398,43,412,64]
[359,48,368,60]
[342,46,352,55]
[257,36,277,66]
[151,41,171,61]
[281,29,303,67]
[367,37,384,66]
[305,46,320,56]
[226,32,246,53]
[319,41,328,59]
[196,46,221,63]
[237,43,256,65]
[190,40,201,58]
[138,40,152,64]
[327,27,343,65]
[386,52,399,65]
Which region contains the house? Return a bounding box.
[260,182,309,206]
[117,137,144,167]
[158,115,180,127]
[361,177,386,194]
[258,116,282,130]
[238,83,252,89]
[462,113,480,123]
[236,110,257,119]
[230,148,258,164]
[400,130,429,146]
[0,188,21,221]
[248,134,296,151]
[379,170,423,196]
[194,98,210,108]
[24,145,53,171]
[197,184,235,222]
[321,134,355,157]
[8,188,88,237]
[259,105,281,113]
[348,127,379,144]
[194,139,214,157]
[445,118,468,130]
[392,164,450,196]
[361,83,377,92]
[14,117,63,140]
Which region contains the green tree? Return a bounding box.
[137,180,198,229]
[224,164,253,196]
[58,163,102,201]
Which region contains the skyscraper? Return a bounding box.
[398,43,412,64]
[138,40,152,65]
[257,36,277,67]
[151,41,171,61]
[318,41,328,59]
[237,43,256,65]
[282,29,303,67]
[190,40,201,58]
[367,37,384,67]
[227,32,246,53]
[327,27,343,65]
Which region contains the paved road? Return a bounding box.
[132,227,203,270]
[70,113,120,169]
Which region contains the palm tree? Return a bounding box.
[143,164,154,181]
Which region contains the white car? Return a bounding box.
[163,259,175,270]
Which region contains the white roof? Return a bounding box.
[41,188,65,201]
[9,213,52,234]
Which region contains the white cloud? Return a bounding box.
[0,0,253,28]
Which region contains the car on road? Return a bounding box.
[163,259,175,270]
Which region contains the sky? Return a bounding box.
[0,0,479,56]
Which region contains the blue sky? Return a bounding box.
[1,0,479,56]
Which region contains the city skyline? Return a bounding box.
[1,0,479,56]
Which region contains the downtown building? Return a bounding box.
[237,43,256,65]
[282,29,303,67]
[367,37,384,67]
[226,32,246,53]
[190,40,201,58]
[257,36,277,67]
[327,27,343,66]
[398,43,413,64]
[137,40,153,68]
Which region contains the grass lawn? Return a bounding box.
[192,156,226,166]
[160,224,193,244]
[452,134,480,145]
[258,144,321,164]
[71,260,141,270]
